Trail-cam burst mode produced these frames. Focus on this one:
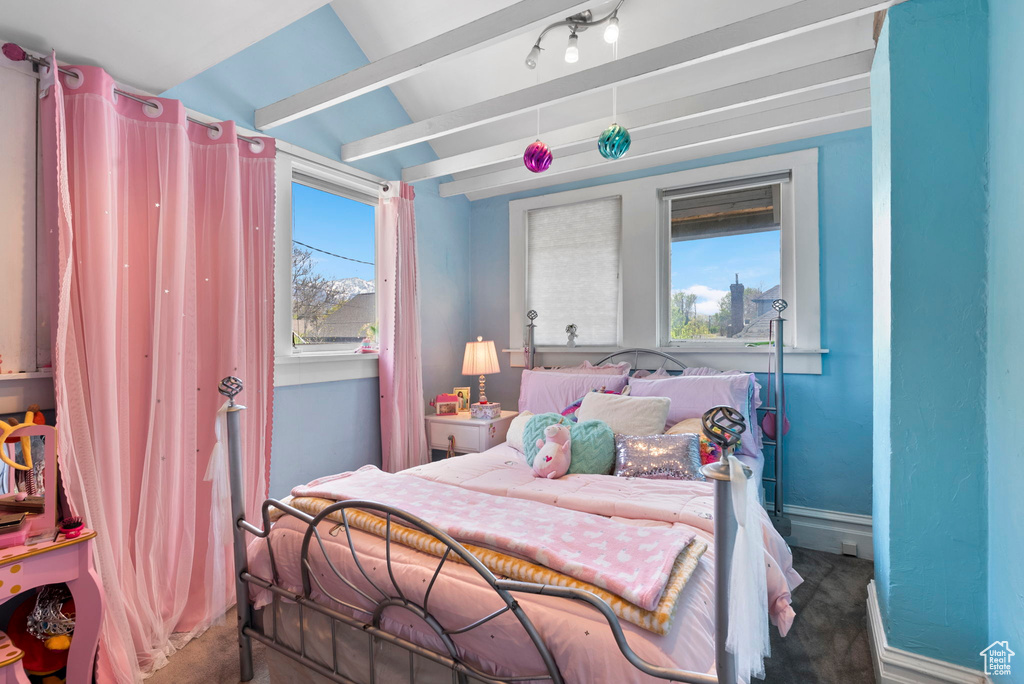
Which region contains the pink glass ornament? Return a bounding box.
[523,140,553,173]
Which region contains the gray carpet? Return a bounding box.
[148,547,873,684]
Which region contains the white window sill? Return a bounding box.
[275,351,379,387]
[503,346,827,375]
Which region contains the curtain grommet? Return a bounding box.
[206,123,223,140]
[248,138,265,154]
[111,83,118,104]
[64,68,84,89]
[143,99,164,118]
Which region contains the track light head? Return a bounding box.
[604,14,619,43]
[525,44,541,69]
[565,32,579,64]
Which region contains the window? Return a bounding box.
[667,182,782,343]
[509,149,822,373]
[526,197,621,346]
[290,179,376,351]
[274,152,384,386]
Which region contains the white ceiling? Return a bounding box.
[0,0,329,93]
[332,0,876,198]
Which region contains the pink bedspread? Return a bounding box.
[402,446,801,634]
[293,466,695,611]
[247,444,802,682]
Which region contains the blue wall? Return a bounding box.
[872,0,989,668]
[163,7,472,496]
[870,17,893,622]
[469,128,875,515]
[988,0,1024,676]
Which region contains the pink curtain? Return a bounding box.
[40,57,275,682]
[377,183,428,472]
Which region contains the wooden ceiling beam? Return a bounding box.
[254,0,594,130]
[402,50,873,183]
[438,89,870,197]
[342,0,903,162]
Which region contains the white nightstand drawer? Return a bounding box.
[424,410,518,456]
[428,422,482,453]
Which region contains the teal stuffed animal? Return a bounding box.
[523,413,615,475]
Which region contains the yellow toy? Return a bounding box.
[0,407,44,471]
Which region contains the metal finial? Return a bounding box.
[701,405,746,452]
[527,310,538,321]
[772,299,788,314]
[219,376,244,404]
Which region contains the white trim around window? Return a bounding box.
[274,152,384,387]
[508,149,826,374]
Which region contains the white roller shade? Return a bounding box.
[526,196,621,346]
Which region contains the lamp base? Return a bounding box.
[471,402,501,420]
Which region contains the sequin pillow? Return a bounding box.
[613,434,705,481]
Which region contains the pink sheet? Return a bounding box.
[292,467,695,611]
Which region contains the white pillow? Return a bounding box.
[575,393,670,436]
[506,411,534,453]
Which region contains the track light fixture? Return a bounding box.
[524,1,624,69]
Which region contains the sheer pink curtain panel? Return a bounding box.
[377,183,428,472]
[40,56,274,683]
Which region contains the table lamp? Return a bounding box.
[462,336,501,418]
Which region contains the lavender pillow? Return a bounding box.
[531,361,631,375]
[627,374,762,458]
[518,370,628,415]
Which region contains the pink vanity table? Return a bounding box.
[0,422,103,683]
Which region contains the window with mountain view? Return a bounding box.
[668,183,781,343]
[291,181,376,349]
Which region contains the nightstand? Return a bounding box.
[425,410,518,456]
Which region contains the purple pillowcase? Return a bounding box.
[627,374,762,458]
[518,370,629,415]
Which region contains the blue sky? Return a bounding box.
[291,182,375,282]
[671,230,780,314]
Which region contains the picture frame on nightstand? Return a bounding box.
[454,387,471,412]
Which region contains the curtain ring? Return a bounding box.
[111,82,118,104]
[64,68,84,89]
[143,99,164,118]
[206,123,223,140]
[248,138,265,154]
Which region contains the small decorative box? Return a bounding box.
[470,402,501,420]
[431,394,460,416]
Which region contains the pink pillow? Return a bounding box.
[627,374,762,458]
[519,370,629,414]
[532,361,631,375]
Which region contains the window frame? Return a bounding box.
[274,152,383,387]
[508,148,825,374]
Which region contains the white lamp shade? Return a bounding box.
[462,338,500,376]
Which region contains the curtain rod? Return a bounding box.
[2,44,267,146]
[3,42,390,192]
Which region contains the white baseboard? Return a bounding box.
[783,504,874,560]
[867,580,990,684]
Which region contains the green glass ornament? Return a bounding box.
[598,123,631,160]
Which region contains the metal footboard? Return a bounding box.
[219,377,746,684]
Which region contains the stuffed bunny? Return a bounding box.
[532,423,572,479]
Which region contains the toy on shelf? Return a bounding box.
[0,407,57,537]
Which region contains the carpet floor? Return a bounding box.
[148,547,874,684]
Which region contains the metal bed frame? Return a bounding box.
[219,378,755,683]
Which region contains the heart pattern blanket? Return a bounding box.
[293,465,696,611]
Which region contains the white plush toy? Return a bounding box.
[532,423,572,479]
